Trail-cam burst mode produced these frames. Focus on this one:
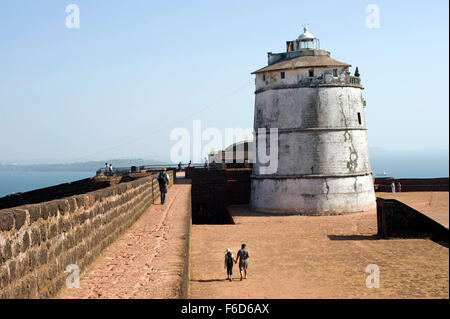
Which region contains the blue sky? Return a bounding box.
[0,0,448,164]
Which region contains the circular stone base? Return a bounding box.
[250,174,376,215]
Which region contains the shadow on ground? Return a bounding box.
[190,279,228,283]
[327,235,379,241]
[175,178,192,185]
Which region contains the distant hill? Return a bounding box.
[0,159,165,172]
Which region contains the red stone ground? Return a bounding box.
[189,194,449,299]
[56,188,449,299]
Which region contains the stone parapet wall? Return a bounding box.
[0,171,173,298]
[0,178,110,210]
[374,177,449,192]
[376,197,448,241]
[0,172,159,210]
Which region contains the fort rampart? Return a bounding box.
[376,197,448,241]
[374,177,449,192]
[0,171,174,298]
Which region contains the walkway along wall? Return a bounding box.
[0,171,174,298]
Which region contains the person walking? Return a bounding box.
[235,243,249,281]
[224,248,234,282]
[157,168,170,204]
[397,182,402,192]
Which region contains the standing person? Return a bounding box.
[109,164,113,176]
[397,182,402,192]
[391,182,396,193]
[204,157,208,169]
[188,160,192,168]
[206,208,212,223]
[157,168,170,204]
[235,244,250,281]
[198,204,207,224]
[105,163,109,175]
[178,161,182,172]
[224,249,234,282]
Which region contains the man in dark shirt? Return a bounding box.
[235,243,250,281]
[157,168,170,204]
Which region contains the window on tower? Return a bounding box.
[281,72,285,79]
[333,69,338,77]
[309,69,314,77]
[357,112,362,125]
[263,74,266,81]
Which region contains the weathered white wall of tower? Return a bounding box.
[250,175,375,214]
[254,87,366,129]
[251,85,376,214]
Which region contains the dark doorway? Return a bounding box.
[192,202,234,224]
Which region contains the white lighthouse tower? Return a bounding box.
[250,27,376,214]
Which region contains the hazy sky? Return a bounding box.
[0,0,448,164]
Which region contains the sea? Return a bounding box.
[0,171,95,198]
[0,151,448,198]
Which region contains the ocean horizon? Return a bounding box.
[0,170,95,198]
[0,153,448,198]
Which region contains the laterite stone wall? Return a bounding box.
[0,171,173,298]
[374,177,449,192]
[376,197,448,241]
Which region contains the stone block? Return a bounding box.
[62,219,71,233]
[0,210,14,231]
[28,250,37,271]
[28,274,38,298]
[38,246,48,266]
[40,224,47,242]
[28,205,41,223]
[48,224,57,239]
[41,206,49,220]
[12,242,22,258]
[31,228,40,246]
[68,198,77,213]
[8,260,17,282]
[16,258,27,278]
[57,218,64,234]
[54,242,63,257]
[44,202,58,217]
[22,232,30,252]
[0,266,9,288]
[13,209,27,230]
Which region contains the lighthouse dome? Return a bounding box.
[297,26,316,40]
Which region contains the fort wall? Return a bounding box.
[376,197,448,241]
[374,177,449,192]
[0,170,169,210]
[0,171,174,298]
